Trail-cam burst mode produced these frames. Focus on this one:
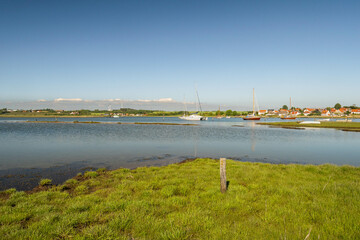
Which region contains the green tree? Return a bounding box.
[334,103,341,109]
[232,111,238,116]
[0,108,8,114]
[282,105,288,110]
[79,110,91,115]
[309,109,321,116]
[225,110,233,116]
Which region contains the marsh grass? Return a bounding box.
[1,159,359,239]
[258,121,360,131]
[39,179,52,186]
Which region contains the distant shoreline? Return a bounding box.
[1,114,360,119]
[24,120,199,126]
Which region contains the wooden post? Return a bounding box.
[220,158,227,193]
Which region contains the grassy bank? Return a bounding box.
[258,121,360,131]
[1,159,359,239]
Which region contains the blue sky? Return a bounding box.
[1,0,359,110]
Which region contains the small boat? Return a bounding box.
[226,116,231,119]
[299,121,321,124]
[243,88,261,121]
[281,116,296,120]
[319,118,330,122]
[243,115,261,120]
[179,88,208,121]
[112,115,120,118]
[215,106,223,119]
[179,114,207,121]
[281,97,296,120]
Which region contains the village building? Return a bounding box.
[321,110,330,116]
[351,109,360,114]
[258,110,268,115]
[303,108,315,116]
[279,109,289,115]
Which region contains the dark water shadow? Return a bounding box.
[0,161,110,191]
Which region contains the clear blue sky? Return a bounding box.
[1,0,359,110]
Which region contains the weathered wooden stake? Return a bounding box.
[220,158,227,193]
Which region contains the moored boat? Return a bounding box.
[179,114,207,121]
[281,116,296,120]
[243,88,261,121]
[281,97,296,120]
[179,87,208,121]
[300,121,321,124]
[243,115,261,120]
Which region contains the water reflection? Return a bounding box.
[249,121,257,152]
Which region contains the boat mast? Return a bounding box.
[183,95,188,116]
[253,88,255,115]
[195,87,203,113]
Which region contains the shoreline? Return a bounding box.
[1,156,359,192]
[2,114,360,119]
[23,120,199,126]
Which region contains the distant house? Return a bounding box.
[258,110,268,115]
[321,110,330,116]
[279,109,289,115]
[351,109,360,115]
[303,108,316,116]
[291,111,300,116]
[267,109,278,116]
[338,108,350,115]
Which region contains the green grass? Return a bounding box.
[1,159,359,239]
[258,121,360,131]
[39,179,52,186]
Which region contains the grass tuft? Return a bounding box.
[39,179,52,186]
[84,171,98,178]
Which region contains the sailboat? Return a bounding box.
[215,106,223,119]
[243,88,261,120]
[281,97,296,120]
[179,88,208,121]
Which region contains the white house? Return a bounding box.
[321,110,330,116]
[351,109,360,115]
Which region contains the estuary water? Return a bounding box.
[1,117,360,190]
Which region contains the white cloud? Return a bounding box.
[137,98,174,103]
[157,98,174,102]
[54,98,83,102]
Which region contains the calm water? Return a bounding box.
[1,117,360,190]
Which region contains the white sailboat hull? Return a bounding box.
[179,114,207,121]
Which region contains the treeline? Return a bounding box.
[0,108,9,114]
